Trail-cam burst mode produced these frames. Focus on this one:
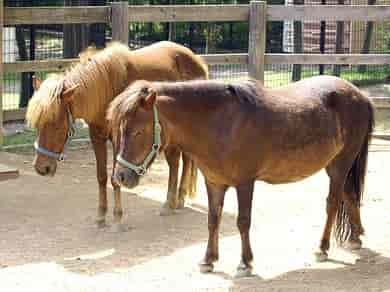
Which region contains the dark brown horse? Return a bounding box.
[26,41,208,231]
[108,76,374,276]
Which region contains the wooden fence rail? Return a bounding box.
[1,2,390,144]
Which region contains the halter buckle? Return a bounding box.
[136,166,147,176]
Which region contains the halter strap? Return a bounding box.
[34,106,76,161]
[116,104,161,176]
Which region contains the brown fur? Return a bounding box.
[27,41,208,226]
[111,76,374,272]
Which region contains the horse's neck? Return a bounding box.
[158,93,215,154]
[67,64,129,126]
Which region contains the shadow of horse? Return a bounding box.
[0,150,238,275]
[229,248,390,291]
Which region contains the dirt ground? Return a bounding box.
[0,142,389,292]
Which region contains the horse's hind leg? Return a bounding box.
[89,127,108,228]
[340,178,365,250]
[190,160,198,199]
[177,152,192,209]
[160,147,180,216]
[316,158,350,262]
[342,191,364,250]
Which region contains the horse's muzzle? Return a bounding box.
[33,155,57,177]
[114,166,140,189]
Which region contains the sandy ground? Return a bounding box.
[0,142,389,292]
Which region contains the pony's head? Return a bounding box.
[107,80,159,188]
[26,74,79,176]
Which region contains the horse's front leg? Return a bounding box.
[111,145,126,232]
[160,147,180,216]
[89,126,108,228]
[235,181,255,277]
[199,180,227,273]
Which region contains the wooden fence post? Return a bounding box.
[111,1,129,45]
[248,1,266,83]
[0,0,3,147]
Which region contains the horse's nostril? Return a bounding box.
[119,172,125,183]
[44,166,50,175]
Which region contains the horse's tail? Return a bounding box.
[334,98,375,244]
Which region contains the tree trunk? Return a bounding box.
[292,0,304,81]
[63,0,89,58]
[168,0,176,41]
[319,0,326,75]
[88,0,106,48]
[332,0,344,77]
[16,27,32,108]
[358,0,376,73]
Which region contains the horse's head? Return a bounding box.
[108,81,161,189]
[26,75,79,176]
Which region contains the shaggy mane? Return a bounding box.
[26,42,131,129]
[107,80,151,133]
[26,73,65,129]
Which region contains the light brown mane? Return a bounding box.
[107,80,151,133]
[26,42,131,129]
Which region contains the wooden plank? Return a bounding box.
[111,2,129,45]
[0,0,3,147]
[4,5,390,26]
[201,53,248,65]
[265,54,390,65]
[248,1,266,82]
[4,54,248,74]
[267,5,390,21]
[0,164,19,181]
[373,133,390,141]
[3,108,27,122]
[4,59,77,73]
[127,5,249,22]
[371,97,390,109]
[5,6,109,25]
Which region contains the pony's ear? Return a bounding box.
[61,84,79,104]
[140,88,156,111]
[32,75,42,91]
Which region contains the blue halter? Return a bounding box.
[34,106,76,161]
[116,104,162,176]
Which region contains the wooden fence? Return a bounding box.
[1,2,390,145]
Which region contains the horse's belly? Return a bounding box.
[257,141,342,184]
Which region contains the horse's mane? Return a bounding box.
[107,80,151,133]
[26,42,131,128]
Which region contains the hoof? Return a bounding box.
[176,199,186,209]
[314,251,328,262]
[344,239,362,250]
[235,262,253,278]
[199,261,214,273]
[96,218,107,229]
[159,204,176,216]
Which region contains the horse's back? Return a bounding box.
[131,41,208,80]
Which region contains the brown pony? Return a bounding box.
[108,76,374,276]
[26,41,208,230]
